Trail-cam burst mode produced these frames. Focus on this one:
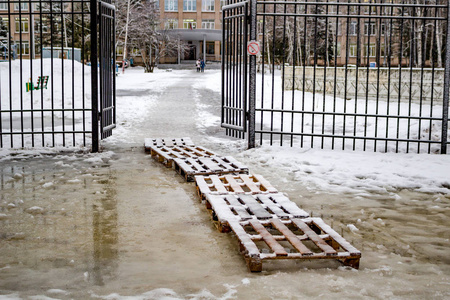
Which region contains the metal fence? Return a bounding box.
[222,0,450,154]
[0,0,116,152]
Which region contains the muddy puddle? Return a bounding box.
[0,147,449,299]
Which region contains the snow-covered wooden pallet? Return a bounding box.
[229,217,361,272]
[204,193,309,232]
[174,157,249,181]
[144,137,195,152]
[195,174,278,200]
[150,145,217,168]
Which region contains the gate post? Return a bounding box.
[442,2,450,154]
[248,0,257,149]
[91,0,99,153]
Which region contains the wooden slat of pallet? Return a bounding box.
[198,157,224,173]
[256,194,291,219]
[184,146,216,157]
[308,218,361,256]
[267,194,310,218]
[240,174,265,194]
[249,220,288,257]
[210,175,229,194]
[253,174,278,193]
[270,219,313,256]
[223,195,243,206]
[291,219,337,256]
[205,194,238,222]
[239,195,272,220]
[223,175,246,193]
[228,221,260,256]
[232,206,253,221]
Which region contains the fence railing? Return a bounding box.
[0,0,115,151]
[222,0,450,154]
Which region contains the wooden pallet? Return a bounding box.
[150,145,217,167]
[204,193,309,232]
[144,137,195,152]
[174,157,249,181]
[195,174,278,200]
[229,217,361,272]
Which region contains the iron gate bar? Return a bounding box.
[442,1,450,154]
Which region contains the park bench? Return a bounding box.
[26,76,49,92]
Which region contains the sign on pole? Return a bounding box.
[247,41,260,56]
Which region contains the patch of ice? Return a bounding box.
[241,278,250,285]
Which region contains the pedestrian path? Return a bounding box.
[145,137,361,272]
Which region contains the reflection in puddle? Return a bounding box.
[0,155,118,291]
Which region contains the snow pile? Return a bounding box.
[236,145,450,195]
[0,59,92,112]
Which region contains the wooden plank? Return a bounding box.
[271,219,313,256]
[232,206,253,221]
[173,138,184,145]
[228,221,261,256]
[270,194,309,218]
[155,138,164,147]
[224,175,245,193]
[239,195,272,220]
[223,195,243,206]
[256,195,291,219]
[249,220,288,257]
[210,175,229,194]
[198,157,224,173]
[205,194,238,223]
[253,174,278,193]
[309,218,361,256]
[240,175,263,194]
[292,219,337,256]
[164,139,175,147]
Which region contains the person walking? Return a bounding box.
[196,59,201,72]
[200,59,205,72]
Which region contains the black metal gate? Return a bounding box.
[221,0,249,139]
[222,0,450,154]
[92,0,116,152]
[0,0,115,152]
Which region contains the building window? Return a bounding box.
[206,41,214,54]
[0,17,8,31]
[14,1,29,11]
[220,0,227,11]
[364,21,376,36]
[15,18,29,33]
[363,44,376,57]
[165,0,177,11]
[202,19,215,29]
[165,18,178,29]
[349,44,357,57]
[183,19,196,29]
[183,0,196,12]
[0,0,8,10]
[18,41,29,55]
[349,21,358,36]
[202,0,214,12]
[116,46,123,56]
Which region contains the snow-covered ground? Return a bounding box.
[0,67,449,299]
